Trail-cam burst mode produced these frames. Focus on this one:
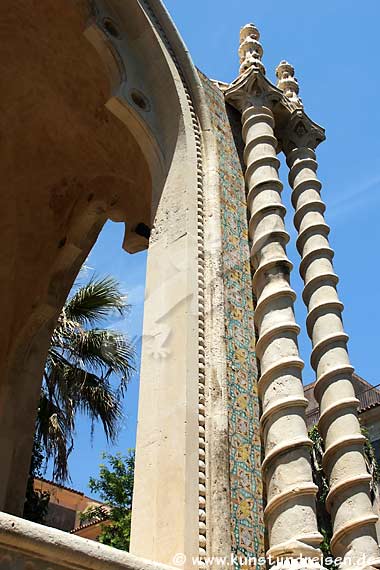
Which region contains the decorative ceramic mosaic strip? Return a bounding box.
[200,73,265,566]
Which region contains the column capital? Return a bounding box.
[277,109,326,154]
[225,68,284,113]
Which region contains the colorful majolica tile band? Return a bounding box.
[200,73,265,566]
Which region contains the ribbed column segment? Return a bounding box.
[242,106,322,559]
[287,146,380,567]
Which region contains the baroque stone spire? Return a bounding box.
[238,23,265,75]
[276,60,303,108]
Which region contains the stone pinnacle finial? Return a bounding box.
[275,60,303,108]
[238,23,265,75]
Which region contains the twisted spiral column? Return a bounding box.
[242,105,322,561]
[286,146,380,568]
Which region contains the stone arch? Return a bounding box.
[0,0,190,515]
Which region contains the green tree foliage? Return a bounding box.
[309,424,379,566]
[80,451,135,551]
[309,425,334,562]
[23,438,50,524]
[363,426,380,500]
[36,276,136,482]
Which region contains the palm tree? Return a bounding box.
[35,276,136,482]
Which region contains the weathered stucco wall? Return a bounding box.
[130,2,205,566]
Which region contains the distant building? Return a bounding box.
[34,477,110,541]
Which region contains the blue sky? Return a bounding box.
[63,0,380,494]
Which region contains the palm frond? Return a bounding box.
[46,363,123,441]
[38,274,136,482]
[65,329,135,388]
[36,392,74,482]
[64,276,129,327]
[74,372,122,442]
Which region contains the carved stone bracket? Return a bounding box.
[276,109,325,155]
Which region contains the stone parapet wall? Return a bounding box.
[0,513,176,570]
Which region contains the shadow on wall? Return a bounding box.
[0,0,183,518]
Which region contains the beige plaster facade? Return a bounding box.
[0,3,379,570]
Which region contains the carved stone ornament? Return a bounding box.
[275,60,303,108]
[279,109,325,153]
[225,26,311,124]
[239,23,265,75]
[225,70,283,113]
